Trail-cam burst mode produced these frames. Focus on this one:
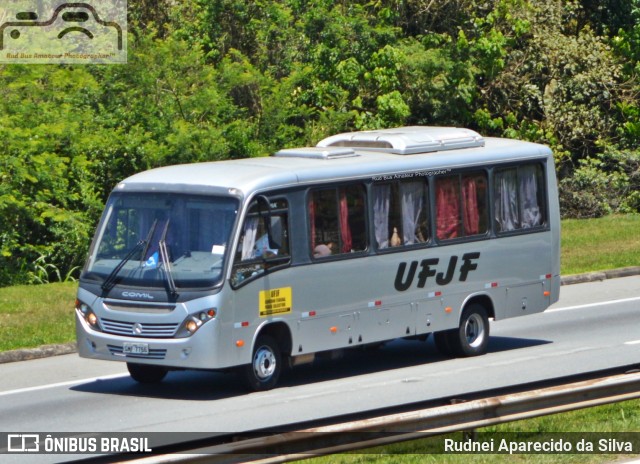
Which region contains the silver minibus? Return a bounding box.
[76,126,560,390]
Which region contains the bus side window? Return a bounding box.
[372,180,428,249]
[436,172,488,240]
[494,164,545,233]
[309,185,367,258]
[231,198,290,286]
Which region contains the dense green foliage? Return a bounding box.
[1,0,639,286]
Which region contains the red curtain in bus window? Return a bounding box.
[339,190,352,253]
[462,175,480,235]
[436,177,461,240]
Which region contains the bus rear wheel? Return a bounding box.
[241,335,282,391]
[450,304,490,357]
[127,363,168,383]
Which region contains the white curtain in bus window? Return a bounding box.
[400,181,426,245]
[372,183,391,249]
[519,165,542,228]
[240,216,259,260]
[372,181,427,249]
[494,168,519,232]
[495,165,543,232]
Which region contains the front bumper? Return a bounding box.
[75,310,229,370]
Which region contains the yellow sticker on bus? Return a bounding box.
[259,287,292,317]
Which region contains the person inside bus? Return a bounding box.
[313,241,336,258]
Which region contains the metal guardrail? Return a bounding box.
[125,370,640,464]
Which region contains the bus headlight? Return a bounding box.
[75,299,101,331]
[178,309,217,337]
[185,319,200,334]
[87,312,98,326]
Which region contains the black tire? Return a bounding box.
[449,304,490,357]
[127,363,168,383]
[241,335,282,391]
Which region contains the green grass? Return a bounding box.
[298,399,640,464]
[561,214,640,276]
[0,281,77,352]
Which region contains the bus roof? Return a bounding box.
[116,127,552,197]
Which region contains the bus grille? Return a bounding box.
[107,345,167,360]
[101,318,180,337]
[103,301,175,314]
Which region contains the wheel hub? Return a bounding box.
[253,346,277,380]
[465,313,485,347]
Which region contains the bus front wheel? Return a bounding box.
[241,335,282,391]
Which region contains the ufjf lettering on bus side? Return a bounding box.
[395,252,480,291]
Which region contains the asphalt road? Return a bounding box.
[1,275,639,462]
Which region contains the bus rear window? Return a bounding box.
[494,164,546,233]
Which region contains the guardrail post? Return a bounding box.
[450,399,477,441]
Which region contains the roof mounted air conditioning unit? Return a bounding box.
[316,126,485,155]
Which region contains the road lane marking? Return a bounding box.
[0,373,129,397]
[547,296,640,313]
[624,340,640,346]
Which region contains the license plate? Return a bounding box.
[123,342,149,355]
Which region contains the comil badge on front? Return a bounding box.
[0,0,127,63]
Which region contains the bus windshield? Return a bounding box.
[82,192,239,291]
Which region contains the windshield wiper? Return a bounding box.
[101,219,159,295]
[101,240,146,294]
[139,218,159,264]
[158,219,178,298]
